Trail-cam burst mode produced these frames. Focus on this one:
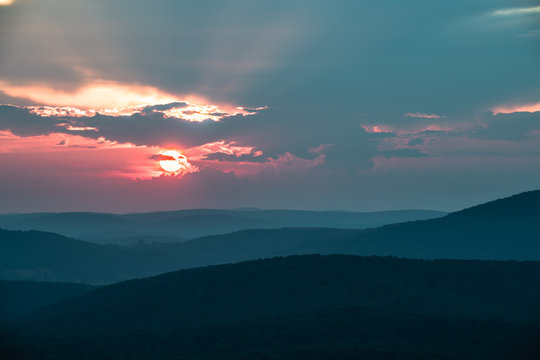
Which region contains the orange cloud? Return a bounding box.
[1,79,262,121]
[0,80,178,110]
[492,101,540,115]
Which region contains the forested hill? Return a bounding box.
[2,190,540,284]
[4,255,540,359]
[0,280,95,323]
[316,190,540,260]
[0,227,364,283]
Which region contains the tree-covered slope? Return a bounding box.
[4,255,540,359]
[316,190,540,260]
[0,280,96,323]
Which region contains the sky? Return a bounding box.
[1,0,540,213]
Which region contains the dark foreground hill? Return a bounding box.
[0,281,96,323]
[3,255,540,359]
[0,209,445,244]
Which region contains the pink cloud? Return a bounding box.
[0,130,189,180]
[492,101,540,115]
[0,130,324,181]
[361,125,394,134]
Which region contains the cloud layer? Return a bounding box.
[1,0,540,211]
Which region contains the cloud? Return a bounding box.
[0,79,259,121]
[491,6,540,17]
[64,125,99,131]
[381,148,431,159]
[473,112,540,141]
[361,125,395,134]
[149,154,176,161]
[142,102,189,112]
[404,112,442,119]
[0,79,178,109]
[407,138,424,146]
[203,152,267,163]
[492,101,540,115]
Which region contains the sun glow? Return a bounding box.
[0,0,14,6]
[159,150,188,173]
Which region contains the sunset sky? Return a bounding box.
[1,0,540,213]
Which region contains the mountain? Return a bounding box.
[313,190,540,260]
[0,280,96,323]
[4,255,540,359]
[0,229,186,283]
[0,227,362,283]
[2,190,540,284]
[0,209,446,244]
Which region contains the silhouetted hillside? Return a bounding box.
[4,255,540,359]
[2,190,540,284]
[0,228,362,283]
[0,280,96,323]
[0,229,182,283]
[318,190,540,260]
[446,190,540,221]
[0,209,445,244]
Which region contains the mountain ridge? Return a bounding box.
[0,209,446,244]
[5,255,540,360]
[1,190,539,284]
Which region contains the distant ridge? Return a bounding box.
[0,228,363,283]
[0,208,446,244]
[1,190,539,284]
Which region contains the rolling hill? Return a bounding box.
[0,209,446,244]
[313,190,540,259]
[0,280,96,323]
[0,227,363,283]
[3,255,540,359]
[1,190,539,284]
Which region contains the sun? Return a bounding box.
[159,150,186,173]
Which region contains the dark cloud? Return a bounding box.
[382,149,431,159]
[142,102,189,113]
[0,104,382,172]
[203,152,267,163]
[407,138,424,146]
[149,154,177,161]
[473,112,540,141]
